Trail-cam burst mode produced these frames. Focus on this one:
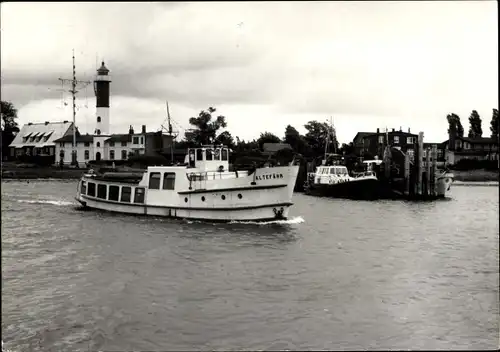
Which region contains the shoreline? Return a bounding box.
[2,166,498,183]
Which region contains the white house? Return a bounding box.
[8,121,75,158]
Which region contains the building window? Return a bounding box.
[406,137,413,144]
[438,149,444,158]
[80,181,87,195]
[84,150,90,160]
[96,142,101,147]
[59,142,64,147]
[121,150,127,159]
[84,142,90,147]
[133,137,139,144]
[149,172,161,189]
[393,136,399,144]
[109,141,115,147]
[109,185,119,201]
[140,137,144,144]
[87,182,96,197]
[97,184,107,199]
[110,150,115,160]
[378,136,384,144]
[134,188,145,203]
[163,172,176,190]
[121,186,132,202]
[121,141,127,147]
[96,129,101,135]
[97,116,101,123]
[221,148,228,161]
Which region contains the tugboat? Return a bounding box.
[75,144,301,222]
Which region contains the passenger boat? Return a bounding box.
[75,145,301,222]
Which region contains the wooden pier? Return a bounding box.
[382,131,444,200]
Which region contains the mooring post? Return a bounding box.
[404,152,410,196]
[425,147,431,197]
[431,144,438,196]
[416,132,424,196]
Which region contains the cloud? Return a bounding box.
[1,1,498,144]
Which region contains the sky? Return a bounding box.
[1,1,498,144]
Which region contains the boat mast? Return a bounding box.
[166,101,174,163]
[58,49,91,166]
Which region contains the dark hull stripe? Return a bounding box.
[177,184,286,194]
[79,195,292,211]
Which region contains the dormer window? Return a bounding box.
[97,116,101,123]
[96,142,101,147]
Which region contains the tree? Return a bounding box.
[215,130,235,150]
[339,142,355,155]
[446,113,464,138]
[1,101,20,159]
[283,124,311,156]
[468,110,483,138]
[185,107,227,145]
[303,120,338,157]
[490,108,499,139]
[256,131,281,150]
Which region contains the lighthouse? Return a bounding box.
[94,61,111,135]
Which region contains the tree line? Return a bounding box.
[446,109,498,140]
[2,99,499,162]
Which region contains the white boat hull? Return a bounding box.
[75,164,299,222]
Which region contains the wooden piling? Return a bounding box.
[416,132,424,196]
[431,144,438,196]
[425,147,431,197]
[404,151,410,196]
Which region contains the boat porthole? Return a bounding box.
[221,195,226,200]
[184,197,188,203]
[201,196,205,202]
[238,193,242,199]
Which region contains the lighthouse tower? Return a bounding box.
[94,61,111,135]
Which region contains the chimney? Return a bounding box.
[142,125,146,134]
[28,122,33,126]
[45,121,50,125]
[376,128,380,134]
[129,125,134,134]
[392,128,395,132]
[408,128,411,133]
[63,120,68,123]
[399,126,402,132]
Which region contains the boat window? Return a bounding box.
[221,148,228,161]
[134,187,145,204]
[163,172,176,190]
[97,184,107,199]
[149,172,161,189]
[330,168,336,174]
[81,181,87,195]
[196,149,203,161]
[109,185,119,201]
[214,149,220,161]
[121,186,132,202]
[87,182,96,197]
[206,149,213,161]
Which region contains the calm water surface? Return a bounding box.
[1,180,499,351]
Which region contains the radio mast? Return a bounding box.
[58,49,91,166]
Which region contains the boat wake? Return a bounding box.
[228,216,305,226]
[17,199,75,206]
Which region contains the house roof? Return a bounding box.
[262,143,292,155]
[352,132,372,143]
[456,136,498,144]
[105,134,131,143]
[9,121,73,148]
[53,134,94,143]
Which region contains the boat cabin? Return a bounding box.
[316,165,349,176]
[184,145,230,172]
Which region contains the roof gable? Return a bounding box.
[9,122,73,148]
